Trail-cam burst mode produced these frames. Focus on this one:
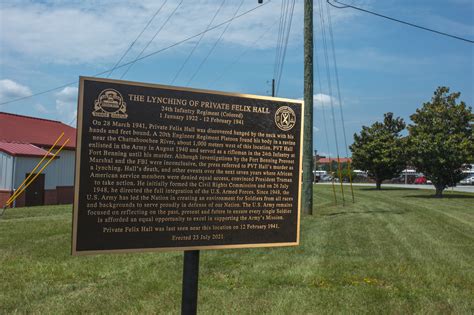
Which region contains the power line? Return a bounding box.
[318,0,340,159]
[186,0,244,87]
[107,0,168,78]
[325,1,349,158]
[67,114,77,127]
[120,0,184,79]
[277,0,293,79]
[314,41,338,205]
[273,0,290,82]
[314,24,332,168]
[275,0,296,95]
[170,0,226,85]
[273,0,296,96]
[325,0,355,202]
[209,22,275,88]
[314,41,332,170]
[0,1,271,107]
[0,81,79,107]
[327,0,474,44]
[318,0,345,204]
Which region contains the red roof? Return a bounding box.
[0,141,55,158]
[0,112,76,149]
[317,157,352,164]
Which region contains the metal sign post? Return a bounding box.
[181,250,200,315]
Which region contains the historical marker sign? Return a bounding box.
[72,77,304,255]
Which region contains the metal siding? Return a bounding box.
[55,150,75,187]
[14,157,47,189]
[0,152,14,190]
[14,150,75,190]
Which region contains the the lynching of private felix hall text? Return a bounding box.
[73,77,303,253]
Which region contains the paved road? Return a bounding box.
[316,182,474,193]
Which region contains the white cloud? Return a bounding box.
[34,103,51,114]
[298,93,339,109]
[55,86,78,123]
[56,86,77,98]
[0,1,279,65]
[0,1,362,65]
[313,93,337,107]
[0,79,32,101]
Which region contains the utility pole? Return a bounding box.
[302,0,313,215]
[271,79,275,97]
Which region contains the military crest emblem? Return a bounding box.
[92,89,128,119]
[275,106,296,131]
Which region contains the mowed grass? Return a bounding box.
[0,186,473,314]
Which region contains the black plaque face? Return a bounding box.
[72,77,303,255]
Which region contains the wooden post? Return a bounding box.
[303,0,314,215]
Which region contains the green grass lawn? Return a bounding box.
[1,186,473,314]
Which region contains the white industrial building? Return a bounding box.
[0,112,76,207]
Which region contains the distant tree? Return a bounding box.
[316,161,354,181]
[408,86,473,197]
[340,167,356,182]
[317,161,340,173]
[350,113,406,189]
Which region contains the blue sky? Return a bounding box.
[0,0,472,157]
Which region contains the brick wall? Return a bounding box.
[44,186,74,205]
[6,186,74,207]
[57,186,74,204]
[44,189,57,205]
[14,192,26,208]
[0,190,12,208]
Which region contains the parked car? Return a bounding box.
[414,176,427,184]
[320,175,333,182]
[390,175,416,184]
[460,176,474,185]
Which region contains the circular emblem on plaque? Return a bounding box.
[275,106,296,131]
[93,89,128,119]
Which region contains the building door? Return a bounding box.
[25,173,45,206]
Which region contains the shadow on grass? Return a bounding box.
[359,187,420,191]
[322,209,408,217]
[405,194,474,199]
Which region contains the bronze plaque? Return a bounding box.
[72,77,303,255]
